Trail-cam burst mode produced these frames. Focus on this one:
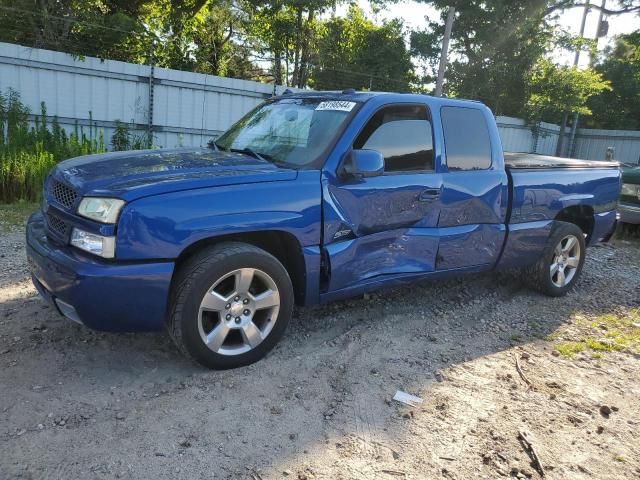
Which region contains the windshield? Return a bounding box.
[215,97,359,168]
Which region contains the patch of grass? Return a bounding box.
[614,454,626,463]
[553,308,640,359]
[545,331,562,341]
[556,341,586,358]
[0,202,39,229]
[585,338,623,352]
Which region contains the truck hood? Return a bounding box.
[51,148,298,201]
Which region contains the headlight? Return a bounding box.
[77,197,125,224]
[71,228,116,258]
[621,183,638,196]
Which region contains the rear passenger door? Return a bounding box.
[435,106,508,270]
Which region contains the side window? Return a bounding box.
[354,105,433,172]
[441,106,492,171]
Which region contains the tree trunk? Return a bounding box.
[292,5,303,87]
[298,10,315,88]
[273,51,282,85]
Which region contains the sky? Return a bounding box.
[337,0,639,67]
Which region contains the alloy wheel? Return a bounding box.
[549,234,581,288]
[197,268,280,356]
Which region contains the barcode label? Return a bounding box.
[315,101,356,112]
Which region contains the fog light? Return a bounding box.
[70,228,115,258]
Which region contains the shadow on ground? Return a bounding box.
[1,232,639,479]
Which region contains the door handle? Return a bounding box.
[419,189,440,202]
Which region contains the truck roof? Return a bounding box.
[277,90,486,109]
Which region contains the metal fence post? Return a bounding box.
[147,45,155,149]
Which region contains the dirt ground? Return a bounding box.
[1,210,639,480]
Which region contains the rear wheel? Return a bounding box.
[528,221,586,297]
[168,242,293,369]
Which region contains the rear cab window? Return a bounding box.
[441,106,492,171]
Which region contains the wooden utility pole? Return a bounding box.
[435,7,455,97]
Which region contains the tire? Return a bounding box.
[527,221,586,297]
[168,242,294,369]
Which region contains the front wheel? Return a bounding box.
[168,242,294,369]
[528,221,586,297]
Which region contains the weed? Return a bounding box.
[585,338,623,352]
[0,89,156,203]
[555,341,585,358]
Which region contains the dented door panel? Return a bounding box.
[322,172,443,291]
[435,170,508,269]
[324,227,440,291]
[436,224,506,270]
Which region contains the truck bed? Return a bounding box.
[504,152,620,170]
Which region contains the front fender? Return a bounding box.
[116,171,322,260]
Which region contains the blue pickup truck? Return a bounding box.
[26,91,621,369]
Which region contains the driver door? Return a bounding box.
[322,103,443,292]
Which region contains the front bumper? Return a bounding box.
[618,203,640,225]
[26,211,174,332]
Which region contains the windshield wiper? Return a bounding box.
[226,147,290,168]
[230,147,271,162]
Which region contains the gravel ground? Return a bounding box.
[1,215,639,480]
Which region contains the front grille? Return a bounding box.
[46,212,70,239]
[51,180,77,210]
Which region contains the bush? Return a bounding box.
[111,120,151,151]
[0,148,56,203]
[0,88,106,202]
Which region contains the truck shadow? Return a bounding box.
[1,242,639,479]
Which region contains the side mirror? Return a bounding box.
[342,149,384,178]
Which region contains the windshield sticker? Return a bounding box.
[315,101,356,112]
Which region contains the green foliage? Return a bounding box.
[524,58,611,122]
[0,89,105,203]
[555,341,586,358]
[412,0,553,115]
[552,307,640,360]
[0,0,637,128]
[0,0,151,62]
[311,5,415,91]
[0,148,56,203]
[111,121,152,151]
[587,31,640,129]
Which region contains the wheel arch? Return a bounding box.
[173,230,307,305]
[554,205,595,242]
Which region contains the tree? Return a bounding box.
[524,58,611,123]
[544,0,640,16]
[149,0,260,78]
[311,5,416,91]
[586,31,640,129]
[411,0,554,115]
[0,0,152,61]
[243,0,337,87]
